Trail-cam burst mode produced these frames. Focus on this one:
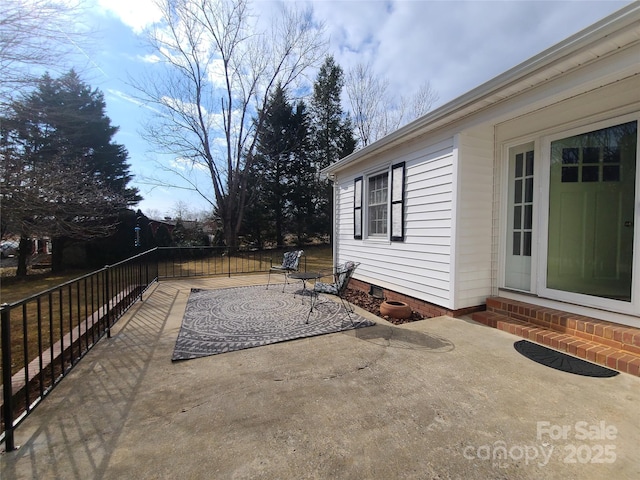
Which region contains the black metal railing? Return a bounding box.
[157,246,274,279]
[1,249,158,451]
[0,245,311,451]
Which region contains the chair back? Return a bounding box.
[335,261,359,295]
[282,250,303,270]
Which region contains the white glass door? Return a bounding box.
[546,121,637,302]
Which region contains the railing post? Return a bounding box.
[1,303,16,451]
[104,266,111,339]
[154,248,158,281]
[139,258,144,302]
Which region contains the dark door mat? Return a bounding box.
[514,340,619,378]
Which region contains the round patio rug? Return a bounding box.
[172,286,375,361]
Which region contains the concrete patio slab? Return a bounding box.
[1,275,639,479]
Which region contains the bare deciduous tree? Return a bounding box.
[410,80,440,120]
[0,0,83,109]
[134,0,326,248]
[0,153,127,275]
[345,62,388,147]
[345,62,439,147]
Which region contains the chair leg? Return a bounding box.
[338,296,355,326]
[306,293,354,326]
[305,290,318,323]
[266,270,272,290]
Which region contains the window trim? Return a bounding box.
[367,171,389,237]
[354,163,406,241]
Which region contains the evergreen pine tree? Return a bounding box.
[1,70,141,274]
[245,84,313,246]
[309,56,356,237]
[286,100,314,244]
[249,85,292,246]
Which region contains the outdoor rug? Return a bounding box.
[513,340,619,378]
[172,286,376,361]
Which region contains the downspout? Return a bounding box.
[327,173,338,269]
[450,134,461,311]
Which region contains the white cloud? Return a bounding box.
[106,89,163,116]
[138,53,162,64]
[160,96,222,127]
[309,0,632,107]
[96,0,163,33]
[94,0,632,110]
[89,0,632,213]
[170,156,209,173]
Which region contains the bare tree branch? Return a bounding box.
[132,0,326,247]
[345,62,439,147]
[344,62,387,147]
[0,0,85,109]
[1,153,126,240]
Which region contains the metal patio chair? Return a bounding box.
[306,261,360,324]
[266,250,304,292]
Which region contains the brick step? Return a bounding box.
[471,310,640,377]
[486,297,640,353]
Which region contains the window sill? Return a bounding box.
[363,236,391,245]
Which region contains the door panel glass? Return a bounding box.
[547,121,637,301]
[505,143,535,291]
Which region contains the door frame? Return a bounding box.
[536,113,640,315]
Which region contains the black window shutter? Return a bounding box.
[354,177,363,239]
[390,162,405,242]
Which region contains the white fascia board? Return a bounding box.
[323,2,640,176]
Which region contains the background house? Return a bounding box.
[323,3,640,331]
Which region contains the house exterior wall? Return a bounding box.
[334,135,458,309]
[452,126,495,309]
[494,76,639,144]
[328,7,640,323]
[493,74,640,327]
[333,124,496,312]
[333,74,639,318]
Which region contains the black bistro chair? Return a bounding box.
[307,261,360,324]
[266,250,304,292]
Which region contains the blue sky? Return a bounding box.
[72,0,632,218]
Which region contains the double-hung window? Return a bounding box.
[368,173,388,236]
[353,162,405,241]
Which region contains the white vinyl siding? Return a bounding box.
[328,15,640,325]
[334,128,495,311]
[334,137,456,309]
[452,128,495,309]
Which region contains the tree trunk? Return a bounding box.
[16,236,32,278]
[51,237,67,273]
[223,218,238,252]
[275,206,283,247]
